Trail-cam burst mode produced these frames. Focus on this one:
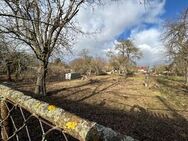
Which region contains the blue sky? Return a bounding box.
[118,0,188,41]
[162,0,188,18]
[70,0,188,66]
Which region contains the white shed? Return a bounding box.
[65,72,81,80]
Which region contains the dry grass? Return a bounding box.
[2,74,188,141]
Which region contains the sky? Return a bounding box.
[69,0,188,66]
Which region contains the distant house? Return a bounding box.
[137,66,148,73]
[65,72,81,80]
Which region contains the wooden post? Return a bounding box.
[0,98,9,141]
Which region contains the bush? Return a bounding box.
[127,71,135,77]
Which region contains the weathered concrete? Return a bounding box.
[0,98,9,141]
[0,85,138,141]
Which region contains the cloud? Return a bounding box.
[130,28,166,66]
[70,0,166,65]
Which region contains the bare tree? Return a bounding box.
[116,40,142,64]
[0,36,35,81]
[107,40,142,75]
[0,0,87,95]
[107,51,124,74]
[70,49,92,75]
[0,0,148,96]
[0,35,14,81]
[0,35,34,81]
[79,49,93,75]
[164,8,188,84]
[91,57,106,75]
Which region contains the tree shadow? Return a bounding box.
[35,95,188,141]
[47,79,101,96]
[156,76,188,96]
[165,76,185,83]
[11,79,100,98]
[76,81,119,102]
[3,82,188,141]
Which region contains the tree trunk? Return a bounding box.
[34,61,48,96]
[6,62,12,81]
[185,66,188,85]
[95,67,99,75]
[123,65,127,77]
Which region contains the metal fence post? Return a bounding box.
[0,97,9,141]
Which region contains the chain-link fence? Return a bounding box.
[0,85,137,141]
[0,99,76,141]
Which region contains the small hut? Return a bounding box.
[65,72,81,80]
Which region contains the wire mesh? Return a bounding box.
[0,99,78,141]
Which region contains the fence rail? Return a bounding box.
[0,85,137,141]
